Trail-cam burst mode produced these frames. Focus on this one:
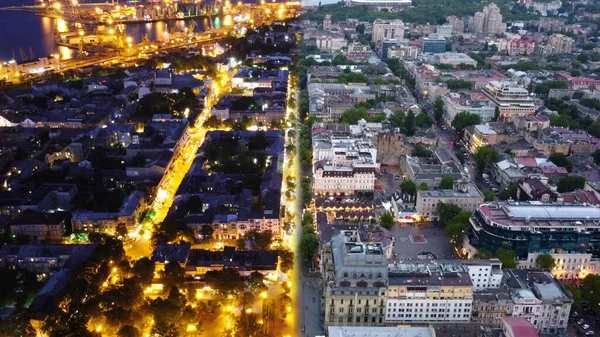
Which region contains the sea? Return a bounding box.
[0,0,217,61]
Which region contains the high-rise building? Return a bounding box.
[323,14,332,31]
[372,19,404,42]
[472,4,506,35]
[446,16,465,34]
[548,34,574,54]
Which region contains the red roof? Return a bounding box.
[503,317,539,337]
[515,157,538,167]
[480,205,492,218]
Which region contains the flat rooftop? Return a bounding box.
[328,326,434,337]
[477,201,600,229]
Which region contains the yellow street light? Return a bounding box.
[126,36,133,43]
[261,292,267,299]
[187,325,196,332]
[54,3,61,9]
[109,29,115,35]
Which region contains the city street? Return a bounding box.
[124,67,234,259]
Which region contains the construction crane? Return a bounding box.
[19,48,27,61]
[29,47,34,60]
[188,19,197,33]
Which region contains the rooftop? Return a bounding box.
[477,201,600,229]
[328,326,434,337]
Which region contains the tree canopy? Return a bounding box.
[380,212,395,229]
[536,254,556,270]
[474,147,499,172]
[451,111,481,133]
[548,152,573,172]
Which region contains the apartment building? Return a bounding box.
[312,127,378,195]
[385,263,473,323]
[548,34,574,54]
[442,91,496,125]
[10,210,69,243]
[497,37,535,56]
[415,180,484,221]
[481,81,535,122]
[472,4,506,35]
[322,234,388,326]
[372,19,404,42]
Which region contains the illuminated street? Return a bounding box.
[125,66,235,259]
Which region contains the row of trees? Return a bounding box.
[299,213,319,261]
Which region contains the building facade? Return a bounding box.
[468,201,600,259]
[322,235,388,326]
[372,19,405,42]
[481,81,535,122]
[421,35,447,53]
[415,180,484,220]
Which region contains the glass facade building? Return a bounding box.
[468,202,600,259]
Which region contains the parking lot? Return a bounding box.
[388,224,456,260]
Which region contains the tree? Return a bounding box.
[187,196,203,213]
[116,223,128,238]
[433,98,444,121]
[277,249,294,273]
[340,107,369,124]
[200,224,214,240]
[161,261,185,288]
[557,175,586,193]
[496,248,517,268]
[566,285,582,311]
[204,268,244,294]
[589,121,600,138]
[380,212,395,229]
[403,111,416,136]
[493,106,500,121]
[356,23,365,34]
[536,254,556,270]
[451,111,481,133]
[299,226,319,260]
[400,180,417,197]
[474,147,499,172]
[412,144,432,157]
[581,274,600,314]
[440,177,454,189]
[498,183,517,200]
[415,112,433,128]
[548,152,573,172]
[438,203,462,225]
[132,257,155,285]
[390,110,405,128]
[118,325,141,337]
[234,312,264,337]
[446,79,475,90]
[444,211,472,245]
[245,230,273,250]
[419,182,429,190]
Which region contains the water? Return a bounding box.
[0,0,219,61]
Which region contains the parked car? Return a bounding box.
[584,325,590,330]
[578,319,585,325]
[586,331,595,336]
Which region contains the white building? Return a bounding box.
[316,34,348,52]
[436,24,453,38]
[438,52,478,67]
[372,19,405,42]
[441,92,496,125]
[415,180,484,221]
[518,252,600,284]
[481,81,535,122]
[312,126,378,195]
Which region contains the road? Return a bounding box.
[124,66,234,259]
